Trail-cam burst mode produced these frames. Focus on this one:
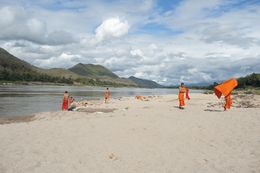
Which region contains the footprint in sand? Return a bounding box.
[108,153,118,161]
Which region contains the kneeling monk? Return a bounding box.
[214,78,238,111]
[178,83,186,109]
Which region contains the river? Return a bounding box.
[0,85,203,117]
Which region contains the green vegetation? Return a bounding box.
[204,73,260,95]
[0,69,74,84]
[237,73,260,88]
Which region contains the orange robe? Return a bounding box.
[214,78,238,109]
[179,87,186,107]
[225,94,232,110]
[186,88,190,100]
[62,97,68,111]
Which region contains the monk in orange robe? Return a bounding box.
[214,78,238,111]
[62,91,69,111]
[135,95,148,101]
[104,88,110,103]
[178,83,186,109]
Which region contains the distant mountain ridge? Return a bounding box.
[69,63,119,79]
[128,76,163,88]
[0,47,162,88]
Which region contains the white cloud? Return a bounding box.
[0,0,260,85]
[130,49,143,57]
[0,6,76,45]
[95,17,129,42]
[34,52,82,69]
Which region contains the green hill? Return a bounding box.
[69,63,119,79]
[37,68,82,79]
[0,48,36,72]
[0,48,74,84]
[128,76,163,88]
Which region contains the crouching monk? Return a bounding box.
[178,83,186,109]
[214,78,238,111]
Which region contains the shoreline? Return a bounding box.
[0,115,35,125]
[1,93,259,125]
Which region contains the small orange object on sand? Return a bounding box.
[135,95,149,101]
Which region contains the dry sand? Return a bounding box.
[0,93,260,173]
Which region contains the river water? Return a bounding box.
[0,85,202,117]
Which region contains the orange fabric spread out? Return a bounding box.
[214,78,238,110]
[214,78,238,98]
[135,95,148,101]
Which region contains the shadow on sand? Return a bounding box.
[204,109,223,112]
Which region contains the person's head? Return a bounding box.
[181,83,184,87]
[106,88,109,90]
[65,91,68,93]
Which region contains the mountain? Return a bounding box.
[0,48,74,84]
[0,47,165,87]
[128,76,163,88]
[0,47,135,86]
[69,63,118,79]
[37,68,82,79]
[0,47,36,72]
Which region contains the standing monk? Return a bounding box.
[104,88,110,103]
[62,91,69,111]
[178,83,186,109]
[214,78,238,111]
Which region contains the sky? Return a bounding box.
[0,0,260,85]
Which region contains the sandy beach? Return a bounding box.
[0,93,260,173]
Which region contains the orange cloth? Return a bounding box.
[179,93,185,106]
[214,78,238,98]
[186,88,190,100]
[62,98,68,111]
[179,86,186,107]
[135,95,142,100]
[135,95,148,101]
[214,78,238,110]
[224,94,232,109]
